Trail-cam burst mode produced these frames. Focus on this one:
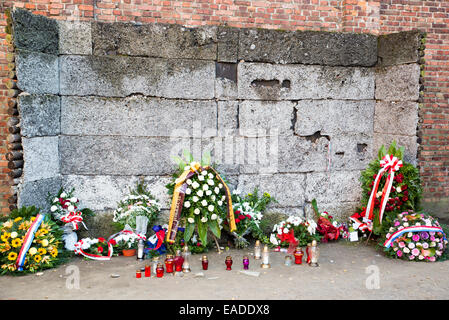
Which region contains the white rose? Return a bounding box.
[407,232,413,238]
[202,184,209,191]
[194,208,200,215]
[217,200,223,206]
[208,205,214,212]
[51,205,58,212]
[211,213,217,220]
[201,217,208,223]
[187,217,194,224]
[214,187,220,194]
[418,255,424,260]
[192,196,199,202]
[206,190,212,196]
[201,200,208,206]
[67,205,75,212]
[184,201,191,208]
[403,222,409,227]
[403,247,410,254]
[198,175,205,181]
[70,197,78,203]
[201,170,208,176]
[211,195,216,201]
[430,241,436,247]
[186,179,192,185]
[10,232,18,239]
[185,188,192,195]
[415,222,421,226]
[283,228,289,234]
[270,234,279,245]
[208,173,214,179]
[53,197,59,203]
[192,182,200,189]
[408,242,415,249]
[29,247,37,255]
[60,192,67,198]
[396,186,402,193]
[197,190,204,197]
[218,183,223,188]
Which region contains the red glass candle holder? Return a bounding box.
[145,265,151,277]
[202,255,209,270]
[225,256,233,271]
[165,255,174,273]
[156,263,164,278]
[294,248,304,265]
[174,255,184,272]
[136,270,142,278]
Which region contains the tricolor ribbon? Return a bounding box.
[60,211,87,231]
[74,239,114,261]
[384,226,447,248]
[15,214,45,271]
[147,225,165,251]
[362,154,403,232]
[166,164,236,243]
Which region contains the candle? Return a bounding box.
[136,269,142,278]
[261,245,271,268]
[202,255,209,270]
[145,265,151,277]
[174,249,184,272]
[156,263,164,278]
[165,254,174,273]
[243,256,249,270]
[225,256,233,270]
[254,240,261,260]
[284,255,293,266]
[294,247,304,265]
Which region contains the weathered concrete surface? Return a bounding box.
[373,133,418,165]
[58,21,92,55]
[217,101,238,132]
[22,136,59,182]
[61,96,217,137]
[18,93,60,137]
[329,134,374,171]
[2,243,449,300]
[304,201,359,221]
[374,101,418,136]
[59,55,215,99]
[239,29,378,66]
[92,22,217,60]
[237,174,306,207]
[304,170,362,204]
[17,177,61,211]
[62,175,172,211]
[60,136,193,176]
[375,64,420,101]
[378,31,423,67]
[217,27,239,62]
[239,100,295,136]
[295,100,375,136]
[238,63,375,100]
[16,50,59,95]
[12,8,59,54]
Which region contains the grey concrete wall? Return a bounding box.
[12,9,422,221]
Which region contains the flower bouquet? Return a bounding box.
[351,141,422,235]
[113,181,161,231]
[225,188,274,248]
[381,211,448,262]
[111,232,140,256]
[270,215,321,249]
[0,207,64,275]
[312,199,348,242]
[165,151,235,249]
[74,237,113,260]
[48,188,94,251]
[166,226,212,255]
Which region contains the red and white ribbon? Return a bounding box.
[108,229,146,243]
[74,239,114,261]
[60,211,87,231]
[363,154,403,231]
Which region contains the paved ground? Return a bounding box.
[1,241,448,300]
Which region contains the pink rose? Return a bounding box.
[429,256,436,262]
[409,255,415,260]
[394,221,400,227]
[398,242,405,248]
[430,235,436,241]
[411,248,420,256]
[397,250,403,258]
[412,234,420,241]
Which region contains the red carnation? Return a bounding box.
[197,242,201,247]
[238,215,245,220]
[235,219,240,224]
[109,239,117,246]
[97,246,104,253]
[246,215,251,219]
[235,210,241,215]
[98,237,106,243]
[402,184,408,191]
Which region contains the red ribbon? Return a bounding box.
[361,154,403,232]
[60,211,85,231]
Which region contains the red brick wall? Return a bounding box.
[0,0,447,214]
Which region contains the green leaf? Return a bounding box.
[387,140,397,156]
[184,222,195,243]
[201,151,211,167]
[378,145,386,160]
[183,149,194,164]
[398,146,405,160]
[197,220,208,245]
[208,219,221,239]
[311,199,320,219]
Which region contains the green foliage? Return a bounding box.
[0,206,41,223]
